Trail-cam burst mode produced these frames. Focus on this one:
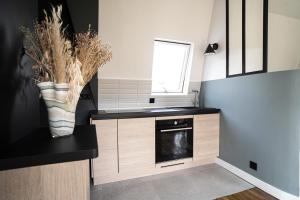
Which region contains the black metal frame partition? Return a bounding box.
[226,0,269,78]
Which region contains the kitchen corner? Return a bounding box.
[90,107,220,185]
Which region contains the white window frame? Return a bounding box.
[151,39,194,96]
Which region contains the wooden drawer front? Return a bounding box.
[193,114,220,160]
[118,118,155,174]
[119,151,154,169]
[93,119,117,150]
[194,138,219,158]
[93,149,118,177]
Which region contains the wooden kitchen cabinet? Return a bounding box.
[0,160,89,200]
[92,119,118,185]
[118,118,155,176]
[193,114,220,162]
[91,114,220,185]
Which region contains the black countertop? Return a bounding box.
[90,107,220,120]
[0,125,98,171]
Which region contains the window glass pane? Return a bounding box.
[229,0,243,75]
[152,40,191,93]
[245,0,263,72]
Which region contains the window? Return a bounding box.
[151,40,193,95]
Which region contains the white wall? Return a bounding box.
[203,0,300,81]
[202,0,226,81]
[268,12,300,72]
[245,0,263,73]
[98,0,215,82]
[269,0,300,20]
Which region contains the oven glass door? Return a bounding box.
[156,129,193,163]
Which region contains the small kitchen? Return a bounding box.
[0,0,299,200]
[89,0,299,199]
[90,0,221,188]
[90,107,220,185]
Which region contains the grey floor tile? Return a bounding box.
[151,173,200,198]
[91,164,253,200]
[91,182,160,200]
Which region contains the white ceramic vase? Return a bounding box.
[37,82,83,138]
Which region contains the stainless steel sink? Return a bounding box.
[103,109,146,113]
[149,108,183,112]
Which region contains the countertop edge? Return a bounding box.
[0,125,98,172]
[90,108,220,120]
[0,149,98,171]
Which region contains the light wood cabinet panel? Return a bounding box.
[93,149,118,174]
[93,119,118,150]
[91,114,220,185]
[92,119,118,184]
[0,160,89,200]
[193,114,220,161]
[118,118,155,176]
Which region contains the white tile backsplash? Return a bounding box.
[98,79,201,110]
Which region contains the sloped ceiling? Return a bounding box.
[269,0,300,20]
[98,0,215,82]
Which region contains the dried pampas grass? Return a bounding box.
[21,5,112,105]
[75,28,112,84]
[44,5,71,83]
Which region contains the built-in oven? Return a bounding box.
[155,118,193,163]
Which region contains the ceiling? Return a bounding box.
[269,0,300,20]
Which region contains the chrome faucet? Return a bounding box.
[192,90,199,107]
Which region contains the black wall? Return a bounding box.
[0,0,98,145]
[0,0,40,145]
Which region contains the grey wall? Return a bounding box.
[200,70,300,196]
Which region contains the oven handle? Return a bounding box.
[160,127,193,133]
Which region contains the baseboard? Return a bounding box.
[216,158,299,200]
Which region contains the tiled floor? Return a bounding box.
[91,164,253,200]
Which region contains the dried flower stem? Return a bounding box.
[25,51,54,82]
[21,5,112,105]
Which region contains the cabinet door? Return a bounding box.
[193,114,220,161]
[118,118,155,176]
[92,119,118,184]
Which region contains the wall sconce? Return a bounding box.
[204,43,219,55]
